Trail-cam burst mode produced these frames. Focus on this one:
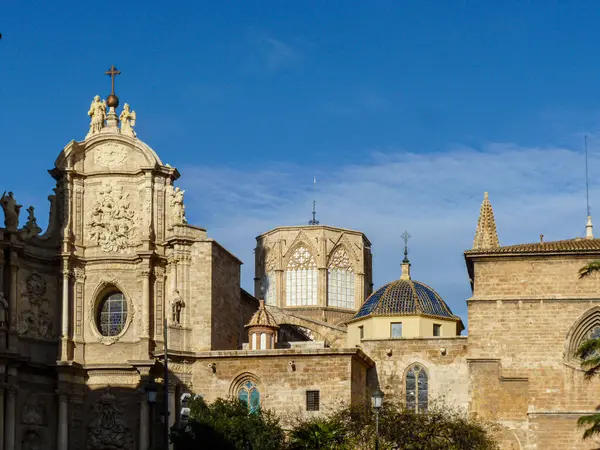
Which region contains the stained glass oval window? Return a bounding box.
[238,381,261,413]
[97,292,128,336]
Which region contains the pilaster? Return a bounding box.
[60,258,71,361]
[0,384,4,450]
[57,391,69,450]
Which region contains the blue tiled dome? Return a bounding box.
[353,278,459,321]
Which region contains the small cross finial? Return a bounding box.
[402,230,411,263]
[105,65,121,95]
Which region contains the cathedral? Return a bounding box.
[2,77,600,450]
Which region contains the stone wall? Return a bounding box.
[361,337,469,409]
[468,253,600,449]
[191,348,374,420]
[210,241,242,350]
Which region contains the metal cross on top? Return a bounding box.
[402,230,411,263]
[105,64,121,95]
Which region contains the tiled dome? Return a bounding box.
[353,278,459,321]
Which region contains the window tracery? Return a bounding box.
[564,307,600,369]
[237,380,261,413]
[328,247,355,309]
[285,246,317,306]
[97,292,128,337]
[405,363,428,413]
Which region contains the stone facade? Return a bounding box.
[2,91,600,450]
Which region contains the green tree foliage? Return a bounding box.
[170,396,285,450]
[171,397,495,450]
[287,416,347,450]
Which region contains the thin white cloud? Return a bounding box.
[179,143,599,328]
[247,32,301,71]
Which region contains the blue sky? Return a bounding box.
[3,1,600,324]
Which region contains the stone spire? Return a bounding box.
[586,215,594,239]
[472,192,499,250]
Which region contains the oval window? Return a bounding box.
[97,292,128,336]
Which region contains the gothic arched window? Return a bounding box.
[285,246,317,306]
[564,307,600,370]
[238,380,261,413]
[405,364,428,413]
[328,247,355,309]
[97,292,128,337]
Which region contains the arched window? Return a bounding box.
[264,272,277,305]
[564,307,600,369]
[328,247,355,309]
[405,364,428,413]
[285,246,317,306]
[97,292,128,336]
[238,381,261,413]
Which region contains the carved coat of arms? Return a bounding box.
[87,388,133,450]
[87,184,138,253]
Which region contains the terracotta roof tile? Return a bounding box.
[465,238,600,255]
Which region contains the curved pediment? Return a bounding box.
[54,133,166,175]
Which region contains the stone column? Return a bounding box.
[8,252,17,331]
[0,254,4,294]
[0,385,5,450]
[60,260,70,361]
[141,268,151,339]
[57,393,69,450]
[5,385,16,450]
[139,393,149,450]
[318,267,327,307]
[168,384,177,450]
[275,270,284,307]
[355,272,365,309]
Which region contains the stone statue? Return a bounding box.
[0,293,8,328]
[119,103,137,137]
[87,95,107,136]
[0,191,22,232]
[22,206,42,238]
[171,187,187,225]
[172,290,185,325]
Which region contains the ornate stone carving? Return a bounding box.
[169,362,193,374]
[20,393,47,450]
[329,247,353,270]
[20,274,53,340]
[265,248,277,272]
[87,388,133,450]
[88,184,138,252]
[287,246,317,270]
[0,191,22,232]
[21,393,47,426]
[21,430,43,450]
[87,95,106,137]
[94,142,128,168]
[119,103,137,137]
[21,206,42,238]
[171,290,185,326]
[0,293,7,328]
[170,186,187,225]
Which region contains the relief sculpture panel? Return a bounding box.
[87,184,139,253]
[20,274,53,340]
